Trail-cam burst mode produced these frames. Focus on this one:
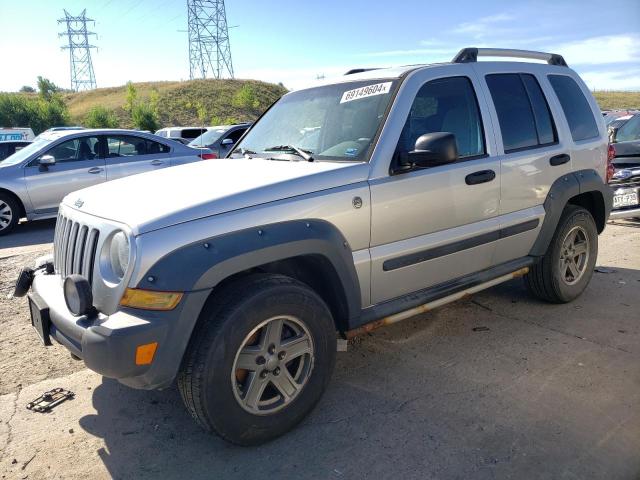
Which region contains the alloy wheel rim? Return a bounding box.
[231,315,314,415]
[0,201,13,231]
[559,226,590,285]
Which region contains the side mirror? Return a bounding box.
[609,127,619,144]
[38,155,56,169]
[398,132,458,171]
[221,138,234,146]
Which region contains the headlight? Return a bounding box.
[109,231,130,280]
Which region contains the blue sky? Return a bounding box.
[1,0,639,92]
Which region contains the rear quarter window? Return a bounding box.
[548,75,599,142]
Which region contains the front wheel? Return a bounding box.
[525,205,598,303]
[177,274,336,445]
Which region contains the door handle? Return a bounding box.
[549,154,570,166]
[465,169,496,185]
[87,167,103,174]
[151,160,164,166]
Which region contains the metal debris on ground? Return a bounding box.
[472,326,491,332]
[26,388,75,413]
[594,267,616,273]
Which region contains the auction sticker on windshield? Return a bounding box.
[340,82,392,104]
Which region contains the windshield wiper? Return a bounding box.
[236,147,257,159]
[264,145,314,162]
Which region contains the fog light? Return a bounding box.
[63,274,93,316]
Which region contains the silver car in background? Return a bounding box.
[0,128,211,235]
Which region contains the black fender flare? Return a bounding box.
[529,169,612,256]
[136,219,362,322]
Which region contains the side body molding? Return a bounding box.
[529,169,612,256]
[136,219,362,323]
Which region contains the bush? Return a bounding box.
[84,105,119,128]
[131,103,160,132]
[232,84,260,110]
[0,91,69,134]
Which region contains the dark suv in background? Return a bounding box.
[609,113,640,219]
[187,123,251,158]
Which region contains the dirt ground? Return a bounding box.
[0,219,639,479]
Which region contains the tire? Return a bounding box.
[0,193,20,236]
[525,205,598,303]
[177,273,336,446]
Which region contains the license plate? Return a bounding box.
[28,294,52,346]
[613,189,639,208]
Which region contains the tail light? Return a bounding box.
[199,152,217,160]
[606,144,616,183]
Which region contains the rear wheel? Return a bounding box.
[178,274,336,445]
[525,205,598,303]
[0,193,20,236]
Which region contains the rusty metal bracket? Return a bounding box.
[26,388,75,413]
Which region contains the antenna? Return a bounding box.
[58,9,98,91]
[187,0,234,80]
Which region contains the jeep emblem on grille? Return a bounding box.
[74,198,84,208]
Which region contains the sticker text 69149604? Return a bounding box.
[340,82,392,104]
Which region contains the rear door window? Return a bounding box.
[146,138,171,154]
[548,75,599,142]
[106,136,147,157]
[486,73,557,153]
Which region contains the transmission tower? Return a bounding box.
[187,0,234,80]
[58,9,97,91]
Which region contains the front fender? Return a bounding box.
[136,219,362,321]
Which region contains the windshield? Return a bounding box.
[233,79,398,161]
[188,127,230,147]
[0,137,52,167]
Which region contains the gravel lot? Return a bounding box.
[0,219,639,479]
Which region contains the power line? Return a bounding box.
[58,9,98,91]
[187,0,234,80]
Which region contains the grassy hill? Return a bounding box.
[64,78,288,128]
[63,81,638,128]
[592,91,640,110]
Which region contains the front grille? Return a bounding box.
[53,212,100,284]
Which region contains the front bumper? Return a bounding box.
[610,182,640,220]
[29,271,210,390]
[610,207,640,220]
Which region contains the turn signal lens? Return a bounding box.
[120,288,183,311]
[135,342,158,365]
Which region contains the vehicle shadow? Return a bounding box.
[79,268,640,479]
[609,218,640,229]
[0,219,56,252]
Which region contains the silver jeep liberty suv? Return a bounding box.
[17,48,612,445]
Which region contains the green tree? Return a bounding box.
[232,84,260,110]
[122,81,160,131]
[19,85,36,93]
[84,106,119,128]
[123,81,137,112]
[37,76,60,100]
[131,103,160,132]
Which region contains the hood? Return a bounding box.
[63,158,370,234]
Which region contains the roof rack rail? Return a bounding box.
[452,48,568,67]
[344,68,380,75]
